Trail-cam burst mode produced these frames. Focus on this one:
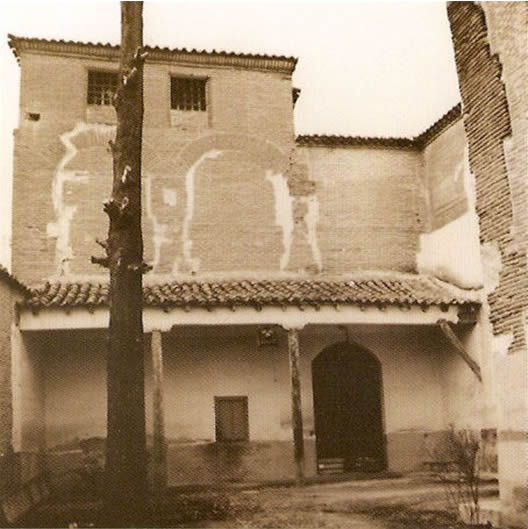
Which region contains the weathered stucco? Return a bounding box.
[38,323,464,483]
[417,120,483,288]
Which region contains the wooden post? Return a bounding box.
[287,326,305,486]
[151,330,167,496]
[438,319,482,381]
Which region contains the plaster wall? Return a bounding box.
[417,119,483,289]
[41,324,450,482]
[0,281,25,492]
[0,282,20,455]
[10,330,46,455]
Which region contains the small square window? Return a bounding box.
[87,71,118,106]
[171,77,207,111]
[214,396,249,442]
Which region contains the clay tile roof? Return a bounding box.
[7,34,298,74]
[24,273,481,310]
[0,265,31,295]
[296,135,418,149]
[296,103,462,150]
[414,103,462,147]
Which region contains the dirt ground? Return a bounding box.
[160,476,498,528]
[21,475,498,528]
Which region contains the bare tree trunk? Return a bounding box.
[92,2,149,526]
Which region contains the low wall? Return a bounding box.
[386,430,450,472]
[43,430,461,487]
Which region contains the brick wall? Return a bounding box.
[448,1,527,355]
[12,47,426,283]
[11,51,299,283]
[447,3,527,525]
[298,145,423,273]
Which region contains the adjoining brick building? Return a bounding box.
[2,4,526,525]
[447,3,527,526]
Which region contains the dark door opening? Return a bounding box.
[312,341,385,472]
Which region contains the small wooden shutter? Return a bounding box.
[215,396,249,441]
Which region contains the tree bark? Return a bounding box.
[102,2,148,525]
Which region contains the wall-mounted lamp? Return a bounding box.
[257,325,278,347]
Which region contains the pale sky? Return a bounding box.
[0,1,461,269]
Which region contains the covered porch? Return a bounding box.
[13,274,482,488]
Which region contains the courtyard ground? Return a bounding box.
[19,474,498,528]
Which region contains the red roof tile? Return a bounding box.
[24,273,481,310]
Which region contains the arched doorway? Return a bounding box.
[312,341,385,472]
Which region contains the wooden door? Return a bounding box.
[214,396,249,442]
[312,342,385,472]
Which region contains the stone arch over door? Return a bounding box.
[312,341,386,472]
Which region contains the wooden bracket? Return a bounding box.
[458,303,479,324]
[438,319,482,382]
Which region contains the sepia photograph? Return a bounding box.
[0,1,526,527]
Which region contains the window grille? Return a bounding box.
[87,71,118,106]
[171,77,207,111]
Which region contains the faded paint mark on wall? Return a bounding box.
[144,175,171,272]
[461,145,477,212]
[492,331,514,359]
[181,150,222,273]
[47,122,114,276]
[481,242,503,295]
[299,195,322,272]
[265,170,294,271]
[417,146,483,288]
[163,188,177,207]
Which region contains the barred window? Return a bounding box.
[171,77,207,111]
[87,71,118,106]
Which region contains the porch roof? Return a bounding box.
[24,272,481,311]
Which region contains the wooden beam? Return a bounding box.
[19,303,462,332]
[438,319,482,382]
[151,330,167,495]
[286,326,305,486]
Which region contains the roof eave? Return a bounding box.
[7,34,298,74]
